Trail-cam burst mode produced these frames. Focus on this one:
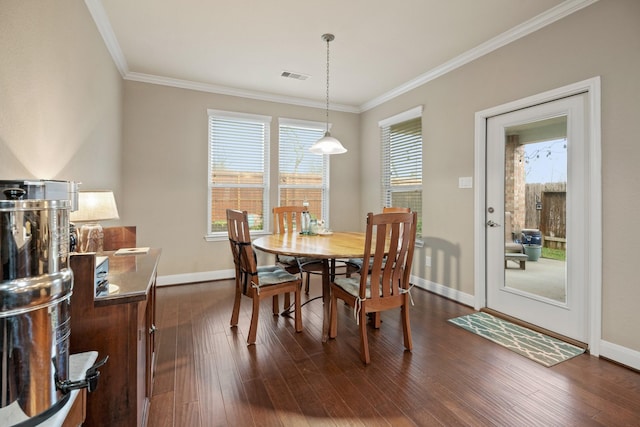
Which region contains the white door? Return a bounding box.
[486,94,588,342]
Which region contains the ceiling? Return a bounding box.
[88,0,594,112]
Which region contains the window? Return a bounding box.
[278,118,329,225]
[207,110,271,238]
[380,106,423,235]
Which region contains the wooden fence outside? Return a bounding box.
[525,182,566,249]
[210,171,323,231]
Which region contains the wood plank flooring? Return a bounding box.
[147,278,640,426]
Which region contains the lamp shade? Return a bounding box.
[309,131,348,155]
[70,191,120,223]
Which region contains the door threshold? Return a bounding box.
[480,307,588,351]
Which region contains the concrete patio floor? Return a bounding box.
[505,256,566,302]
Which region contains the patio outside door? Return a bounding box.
[485,94,588,342]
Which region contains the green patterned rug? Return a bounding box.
[448,312,585,367]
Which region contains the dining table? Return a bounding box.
[252,231,367,342]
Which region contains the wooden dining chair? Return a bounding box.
[227,209,302,344]
[272,205,308,275]
[348,207,411,327]
[348,206,410,268]
[329,211,417,364]
[272,206,315,308]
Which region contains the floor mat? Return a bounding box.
[448,312,585,367]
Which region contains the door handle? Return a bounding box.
[486,220,501,227]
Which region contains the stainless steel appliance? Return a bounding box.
[0,180,78,210]
[0,185,105,426]
[0,180,79,254]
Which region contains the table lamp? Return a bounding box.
[70,190,120,252]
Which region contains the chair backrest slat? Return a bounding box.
[273,206,307,234]
[361,211,417,301]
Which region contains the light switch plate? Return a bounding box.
[458,177,473,188]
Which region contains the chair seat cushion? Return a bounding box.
[277,255,297,265]
[334,276,373,299]
[257,266,299,286]
[347,258,363,268]
[347,257,385,271]
[277,255,317,266]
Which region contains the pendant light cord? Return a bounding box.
[309,33,346,155]
[322,34,334,134]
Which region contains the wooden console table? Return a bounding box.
[69,248,161,427]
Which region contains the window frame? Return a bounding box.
[278,117,331,228]
[380,105,423,240]
[206,109,272,241]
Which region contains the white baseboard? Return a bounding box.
[410,275,475,307]
[599,340,640,371]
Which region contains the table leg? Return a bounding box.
[322,258,331,342]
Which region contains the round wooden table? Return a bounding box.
[253,232,366,342]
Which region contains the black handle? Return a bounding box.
[57,355,109,394]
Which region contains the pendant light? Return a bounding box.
[309,33,347,155]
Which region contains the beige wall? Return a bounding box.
[360,0,640,352]
[121,81,360,276]
[0,0,123,195]
[2,0,639,358]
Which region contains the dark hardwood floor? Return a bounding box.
[147,278,640,426]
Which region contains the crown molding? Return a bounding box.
[86,0,597,114]
[84,0,128,76]
[360,0,599,112]
[124,72,360,113]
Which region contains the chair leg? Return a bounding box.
[304,272,311,294]
[294,287,302,332]
[283,293,291,311]
[371,312,381,329]
[230,288,242,327]
[359,309,370,364]
[401,300,413,351]
[329,293,338,338]
[247,296,260,345]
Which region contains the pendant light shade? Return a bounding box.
[309,33,347,155]
[309,131,347,155]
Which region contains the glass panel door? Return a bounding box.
[486,94,587,342]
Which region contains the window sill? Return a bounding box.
[205,230,270,242]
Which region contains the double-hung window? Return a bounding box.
[207,109,271,239]
[380,106,423,236]
[278,118,329,225]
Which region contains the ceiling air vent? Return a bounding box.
[281,71,309,81]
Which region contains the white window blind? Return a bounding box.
[380,106,423,235]
[278,118,329,225]
[207,109,271,238]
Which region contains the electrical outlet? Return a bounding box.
[425,255,431,267]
